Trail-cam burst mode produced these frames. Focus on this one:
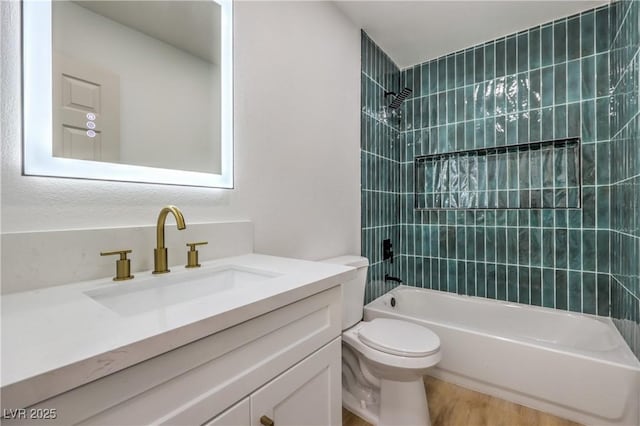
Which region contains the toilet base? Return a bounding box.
[379,378,430,426]
[343,386,379,425]
[343,378,431,426]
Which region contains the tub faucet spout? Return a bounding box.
[384,274,402,283]
[153,205,186,274]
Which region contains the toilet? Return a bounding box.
[324,256,441,426]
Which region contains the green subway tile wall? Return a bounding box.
[361,32,402,302]
[396,5,612,316]
[361,1,640,359]
[610,0,640,356]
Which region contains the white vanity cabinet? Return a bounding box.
[8,286,342,426]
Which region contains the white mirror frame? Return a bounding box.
[22,0,233,188]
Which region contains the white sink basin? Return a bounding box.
[84,266,279,316]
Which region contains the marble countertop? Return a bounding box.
[1,253,355,409]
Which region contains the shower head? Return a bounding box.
[385,87,412,110]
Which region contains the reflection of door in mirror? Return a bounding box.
[53,53,120,162]
[52,1,222,174]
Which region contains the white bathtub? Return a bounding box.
[364,285,640,426]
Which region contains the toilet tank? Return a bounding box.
[323,256,369,330]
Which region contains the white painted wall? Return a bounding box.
[0,1,360,282]
[53,1,220,174]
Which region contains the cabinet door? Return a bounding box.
[251,338,341,426]
[204,398,250,426]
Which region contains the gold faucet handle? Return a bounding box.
[186,242,208,268]
[186,242,208,249]
[100,249,134,281]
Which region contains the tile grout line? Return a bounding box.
[610,273,640,302]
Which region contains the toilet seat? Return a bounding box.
[342,321,442,373]
[358,318,440,357]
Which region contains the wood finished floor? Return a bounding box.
[342,376,582,426]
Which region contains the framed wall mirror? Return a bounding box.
[22,0,233,188]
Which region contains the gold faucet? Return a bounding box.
[153,205,186,274]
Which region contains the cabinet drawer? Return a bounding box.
[12,286,341,425]
[203,398,250,426]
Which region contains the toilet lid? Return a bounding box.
[358,318,440,357]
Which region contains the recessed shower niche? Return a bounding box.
[414,138,581,210]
